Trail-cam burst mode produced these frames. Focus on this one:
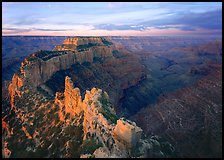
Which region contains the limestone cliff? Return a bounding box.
[8,37,145,112]
[54,37,108,51]
[7,37,115,105]
[54,76,168,158]
[64,76,82,116]
[8,74,24,108]
[12,40,113,88]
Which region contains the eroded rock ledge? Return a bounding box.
[7,37,114,106]
[55,76,145,157]
[8,37,145,112]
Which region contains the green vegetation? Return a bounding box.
[80,138,103,154]
[112,50,119,54]
[31,50,67,61]
[98,93,119,124]
[82,61,91,67]
[93,57,104,63]
[77,43,100,52]
[88,100,93,105]
[112,50,125,58]
[55,118,60,124]
[88,155,95,158]
[57,94,64,100]
[99,93,109,107]
[101,38,113,46]
[131,146,141,157]
[26,56,37,62]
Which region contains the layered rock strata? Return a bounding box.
[7,37,114,105]
[8,37,145,112]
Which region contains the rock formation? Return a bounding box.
[64,76,82,116]
[3,36,222,158]
[113,118,142,148]
[54,76,146,157]
[54,37,107,51]
[8,37,145,113]
[8,37,114,91]
[4,37,181,158]
[44,76,174,158]
[8,74,24,108]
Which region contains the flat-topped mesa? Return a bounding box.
[54,37,113,51]
[63,37,106,45]
[8,37,115,102]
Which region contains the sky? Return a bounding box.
[2,2,222,36]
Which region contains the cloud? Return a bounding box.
[107,2,124,9]
[2,27,71,35]
[2,2,222,36]
[178,26,196,31]
[137,9,222,31]
[94,24,146,31]
[12,18,41,25]
[107,2,144,9]
[177,9,222,30]
[33,28,70,31]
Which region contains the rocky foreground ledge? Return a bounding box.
[55,76,144,157]
[3,75,175,158]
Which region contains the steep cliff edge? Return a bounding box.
[3,75,175,158]
[10,37,114,89]
[8,37,145,113]
[53,76,175,157]
[54,76,143,157]
[54,37,110,51]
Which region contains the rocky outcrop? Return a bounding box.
[8,74,24,107]
[54,76,149,157]
[113,118,142,148]
[54,37,107,51]
[64,76,82,116]
[8,37,145,114]
[2,145,11,158]
[4,72,173,158]
[8,37,115,105]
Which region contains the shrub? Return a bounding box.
[77,43,99,52]
[80,138,103,154]
[98,93,118,124]
[101,38,113,46]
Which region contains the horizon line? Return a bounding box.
[2,35,222,37]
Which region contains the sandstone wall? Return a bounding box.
[54,37,107,51]
[63,37,105,46]
[8,74,24,107]
[57,76,143,153]
[64,76,82,116]
[9,41,113,93]
[113,118,142,148]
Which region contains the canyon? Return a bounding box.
[3,37,171,158]
[2,36,222,158]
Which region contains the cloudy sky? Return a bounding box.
[2,2,222,36]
